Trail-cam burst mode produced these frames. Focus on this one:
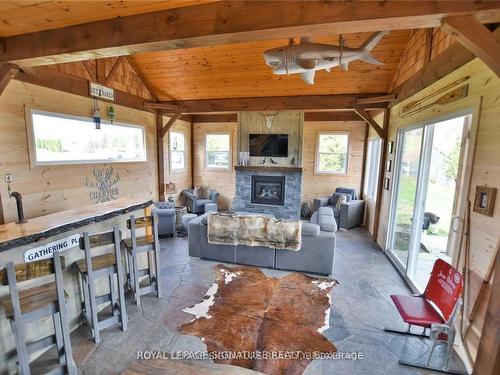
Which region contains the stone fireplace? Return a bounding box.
[251,175,285,206]
[234,166,302,219]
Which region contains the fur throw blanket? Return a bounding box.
[207,213,302,251]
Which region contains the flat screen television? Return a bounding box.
[249,134,288,157]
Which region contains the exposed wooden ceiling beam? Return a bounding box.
[442,16,500,76]
[2,1,500,67]
[392,26,500,105]
[304,112,363,122]
[145,94,389,114]
[192,114,237,123]
[15,66,155,113]
[0,63,19,96]
[355,94,396,105]
[159,112,182,139]
[391,41,475,105]
[354,108,385,138]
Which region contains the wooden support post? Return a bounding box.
[473,248,500,374]
[360,122,370,199]
[156,113,165,202]
[372,108,390,242]
[0,63,19,96]
[442,16,500,76]
[96,59,106,84]
[190,120,195,189]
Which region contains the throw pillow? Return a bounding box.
[194,186,211,199]
[335,193,348,209]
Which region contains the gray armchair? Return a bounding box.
[181,189,220,214]
[152,201,176,237]
[313,187,365,230]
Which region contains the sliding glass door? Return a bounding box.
[387,113,471,291]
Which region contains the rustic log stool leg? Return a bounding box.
[1,252,76,375]
[76,228,128,344]
[122,214,162,307]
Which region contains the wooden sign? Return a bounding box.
[89,81,115,101]
[24,234,80,262]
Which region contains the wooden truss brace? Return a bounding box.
[442,16,500,77]
[354,108,386,139]
[0,63,19,96]
[159,112,182,139]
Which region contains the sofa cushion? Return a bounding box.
[301,222,320,236]
[194,186,211,199]
[154,201,175,209]
[335,187,357,200]
[318,207,337,232]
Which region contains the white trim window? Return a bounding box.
[206,133,231,170]
[315,133,349,174]
[363,139,382,200]
[169,131,186,172]
[27,109,147,167]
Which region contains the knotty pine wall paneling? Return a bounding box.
[192,121,238,210]
[301,120,367,205]
[378,59,500,367]
[0,80,157,223]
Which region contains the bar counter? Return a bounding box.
[0,198,152,252]
[0,197,153,372]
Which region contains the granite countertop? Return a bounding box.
[0,197,152,252]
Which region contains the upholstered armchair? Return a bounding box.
[181,188,220,214]
[152,201,176,237]
[313,187,365,230]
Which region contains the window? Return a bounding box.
[206,133,230,170]
[28,110,146,166]
[169,131,185,171]
[316,133,349,174]
[363,139,382,200]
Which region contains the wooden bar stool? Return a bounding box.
[0,251,76,375]
[122,214,161,306]
[76,227,127,344]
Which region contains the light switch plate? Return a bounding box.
[5,174,13,183]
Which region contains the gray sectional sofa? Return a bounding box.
[188,212,336,275]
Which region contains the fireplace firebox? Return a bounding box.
[251,175,285,206]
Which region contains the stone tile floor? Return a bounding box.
[36,227,467,375]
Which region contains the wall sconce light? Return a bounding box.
[92,99,101,130]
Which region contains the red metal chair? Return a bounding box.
[386,259,465,374]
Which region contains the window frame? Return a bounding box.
[314,132,350,175]
[26,108,147,168]
[169,130,186,173]
[205,132,232,171]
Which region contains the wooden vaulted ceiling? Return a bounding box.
[128,31,411,100]
[0,1,217,37]
[1,1,498,103]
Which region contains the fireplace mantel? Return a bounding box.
[234,165,303,173]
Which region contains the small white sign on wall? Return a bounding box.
[24,234,81,263]
[89,82,115,101]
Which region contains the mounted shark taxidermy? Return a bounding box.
[263,31,389,85]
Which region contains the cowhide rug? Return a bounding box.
[179,265,338,375]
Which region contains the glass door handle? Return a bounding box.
[451,216,462,233]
